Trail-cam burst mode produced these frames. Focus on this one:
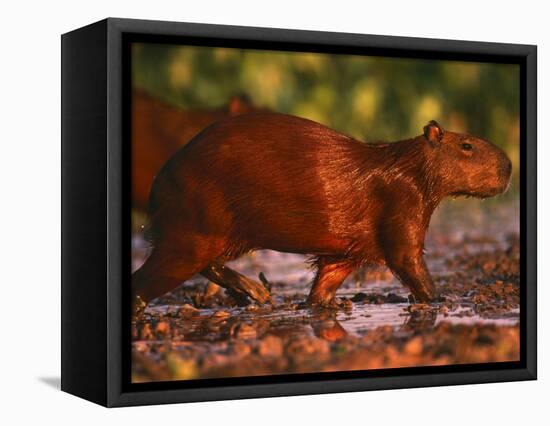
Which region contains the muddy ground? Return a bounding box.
[131,199,520,382]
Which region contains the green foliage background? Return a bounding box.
[132,43,520,187]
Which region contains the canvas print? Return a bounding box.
[130,43,520,383]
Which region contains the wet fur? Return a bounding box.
[135,112,512,306]
[132,90,262,210]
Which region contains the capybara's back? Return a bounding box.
[147,113,377,256]
[132,90,263,210]
[133,113,512,313]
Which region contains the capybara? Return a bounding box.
[132,113,512,312]
[132,89,264,210]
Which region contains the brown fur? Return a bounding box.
[133,113,512,308]
[132,89,263,210]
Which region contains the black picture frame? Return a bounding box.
[61,17,537,407]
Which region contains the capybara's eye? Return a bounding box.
[461,142,473,151]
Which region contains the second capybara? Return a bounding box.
[132,89,264,210]
[132,113,512,311]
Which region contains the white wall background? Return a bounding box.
[1,0,546,424]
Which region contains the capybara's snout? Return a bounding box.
[499,155,513,192]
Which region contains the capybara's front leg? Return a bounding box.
[201,263,271,305]
[307,258,353,307]
[381,215,437,303]
[386,253,436,303]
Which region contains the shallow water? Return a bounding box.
[131,199,520,382]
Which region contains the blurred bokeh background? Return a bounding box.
[132,43,520,189]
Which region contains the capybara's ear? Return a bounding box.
[423,120,444,145]
[228,95,252,115]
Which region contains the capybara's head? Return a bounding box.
[423,120,512,198]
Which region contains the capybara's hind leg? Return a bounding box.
[201,263,271,305]
[132,241,215,313]
[307,258,353,307]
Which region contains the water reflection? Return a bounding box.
[132,201,521,382]
[311,313,348,341]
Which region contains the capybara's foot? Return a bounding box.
[225,287,255,307]
[307,259,353,310]
[239,275,272,304]
[409,284,437,304]
[388,255,437,304]
[307,295,341,310]
[201,263,272,305]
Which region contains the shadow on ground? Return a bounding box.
[38,377,61,390]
